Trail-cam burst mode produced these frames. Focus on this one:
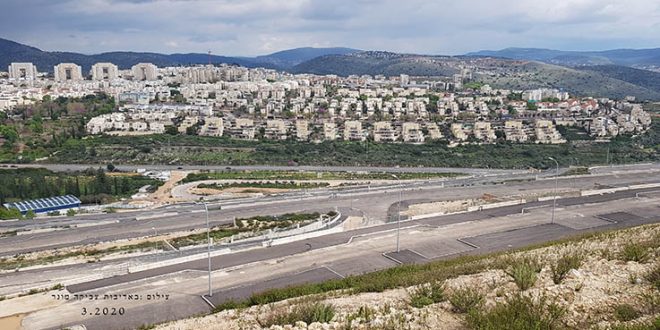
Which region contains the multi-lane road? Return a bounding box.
[1,162,659,329]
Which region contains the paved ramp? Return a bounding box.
[557,216,611,230]
[409,239,476,259]
[383,249,428,264]
[324,254,398,277]
[461,224,572,251]
[597,212,645,223]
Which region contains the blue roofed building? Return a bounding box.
[3,195,82,215]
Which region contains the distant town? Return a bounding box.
[1,61,653,146]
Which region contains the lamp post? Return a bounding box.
[548,157,559,224]
[195,202,214,297]
[391,174,402,253]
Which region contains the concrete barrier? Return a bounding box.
[581,187,629,196]
[467,199,526,212]
[537,195,562,202]
[128,248,230,273]
[628,183,660,190]
[268,226,344,246]
[135,212,177,220]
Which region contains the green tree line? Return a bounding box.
[0,168,162,206]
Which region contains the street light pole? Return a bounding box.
[548,157,559,224]
[391,175,402,253]
[204,202,212,297]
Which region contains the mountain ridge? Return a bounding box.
[466,47,660,67]
[0,37,359,72]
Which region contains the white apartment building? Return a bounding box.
[8,63,38,80]
[132,63,158,81]
[343,120,365,141]
[91,63,119,81]
[373,121,397,142]
[402,122,425,143]
[54,63,83,82]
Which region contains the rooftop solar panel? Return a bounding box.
[4,195,81,213]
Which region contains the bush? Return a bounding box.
[611,315,660,330]
[550,253,583,284]
[645,264,660,291]
[409,281,446,308]
[506,258,539,291]
[449,287,484,313]
[621,243,650,263]
[614,304,640,322]
[259,302,336,327]
[467,293,565,330]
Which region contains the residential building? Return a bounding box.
[295,120,309,141]
[343,120,365,141]
[54,63,83,82]
[451,123,469,141]
[402,122,425,143]
[535,120,566,144]
[8,63,38,80]
[473,121,496,142]
[265,119,288,140]
[200,117,224,137]
[504,121,528,142]
[132,63,158,81]
[323,122,337,141]
[373,121,397,142]
[91,63,119,81]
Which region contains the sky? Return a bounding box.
[1,0,660,56]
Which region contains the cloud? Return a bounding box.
[0,0,658,55]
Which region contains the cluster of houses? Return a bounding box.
[1,61,654,145]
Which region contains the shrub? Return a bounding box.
[409,281,446,308]
[646,264,660,291]
[347,305,376,324]
[620,243,650,263]
[614,304,640,322]
[550,253,583,284]
[611,315,660,330]
[467,293,565,330]
[506,258,539,291]
[449,287,484,313]
[259,302,336,327]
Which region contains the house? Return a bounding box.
[402,122,425,143]
[373,121,397,142]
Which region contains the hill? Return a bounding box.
[255,47,359,68]
[291,51,459,76]
[577,65,660,92]
[0,37,357,72]
[467,47,660,68]
[477,61,660,100]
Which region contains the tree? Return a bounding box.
[66,209,76,217]
[106,163,116,172]
[24,210,36,220]
[164,125,179,135]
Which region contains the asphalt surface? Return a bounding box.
[2,169,659,258]
[36,186,659,330]
[66,186,660,294]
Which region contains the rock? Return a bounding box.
[308,322,324,330]
[294,321,308,329]
[567,269,581,279]
[270,326,284,330]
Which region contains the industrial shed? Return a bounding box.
[3,195,82,215]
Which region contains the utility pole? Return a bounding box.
[391,175,402,253]
[548,157,559,224]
